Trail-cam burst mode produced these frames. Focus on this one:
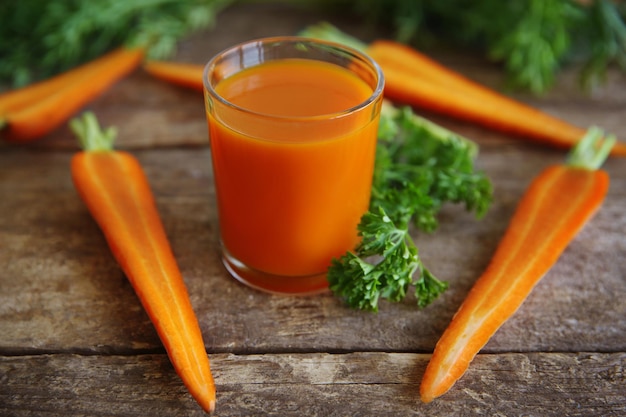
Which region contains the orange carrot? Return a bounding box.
[379,63,625,154]
[0,72,78,117]
[0,49,139,117]
[1,48,144,142]
[366,41,626,157]
[144,60,204,93]
[298,23,626,157]
[420,127,614,403]
[367,40,490,95]
[69,112,216,413]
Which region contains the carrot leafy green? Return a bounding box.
[0,0,231,87]
[328,103,493,311]
[308,0,626,94]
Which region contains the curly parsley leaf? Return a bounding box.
[328,207,428,312]
[328,103,493,312]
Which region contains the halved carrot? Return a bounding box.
[380,64,613,153]
[420,127,614,403]
[0,73,77,117]
[0,49,139,117]
[1,48,144,142]
[298,23,626,157]
[69,112,216,413]
[367,40,487,95]
[144,60,204,93]
[367,41,626,156]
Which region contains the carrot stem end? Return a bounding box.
[69,112,117,152]
[566,126,615,170]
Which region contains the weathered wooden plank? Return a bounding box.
[1,352,624,417]
[1,145,624,354]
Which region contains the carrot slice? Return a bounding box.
[144,60,204,93]
[69,112,216,413]
[420,127,614,403]
[1,48,144,142]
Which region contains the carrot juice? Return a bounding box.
[203,38,384,294]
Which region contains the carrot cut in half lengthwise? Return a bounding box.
[0,48,139,117]
[420,127,614,403]
[69,112,215,413]
[1,48,143,142]
[369,42,626,157]
[297,23,626,157]
[143,60,205,93]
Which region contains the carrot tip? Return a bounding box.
[419,383,442,403]
[201,399,216,414]
[420,396,434,404]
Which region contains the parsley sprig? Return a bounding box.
[328,103,493,312]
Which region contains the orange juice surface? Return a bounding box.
[209,58,380,281]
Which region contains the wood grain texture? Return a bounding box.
[1,352,624,416]
[1,146,624,354]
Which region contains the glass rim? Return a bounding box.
[202,36,385,122]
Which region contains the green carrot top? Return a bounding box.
[70,112,117,152]
[567,126,616,170]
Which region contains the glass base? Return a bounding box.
[222,250,330,295]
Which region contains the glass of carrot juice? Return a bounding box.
[203,37,384,295]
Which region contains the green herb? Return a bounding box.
[328,103,493,312]
[305,0,626,94]
[487,0,579,94]
[0,0,231,88]
[577,0,626,90]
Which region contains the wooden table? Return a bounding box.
[1,3,625,416]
